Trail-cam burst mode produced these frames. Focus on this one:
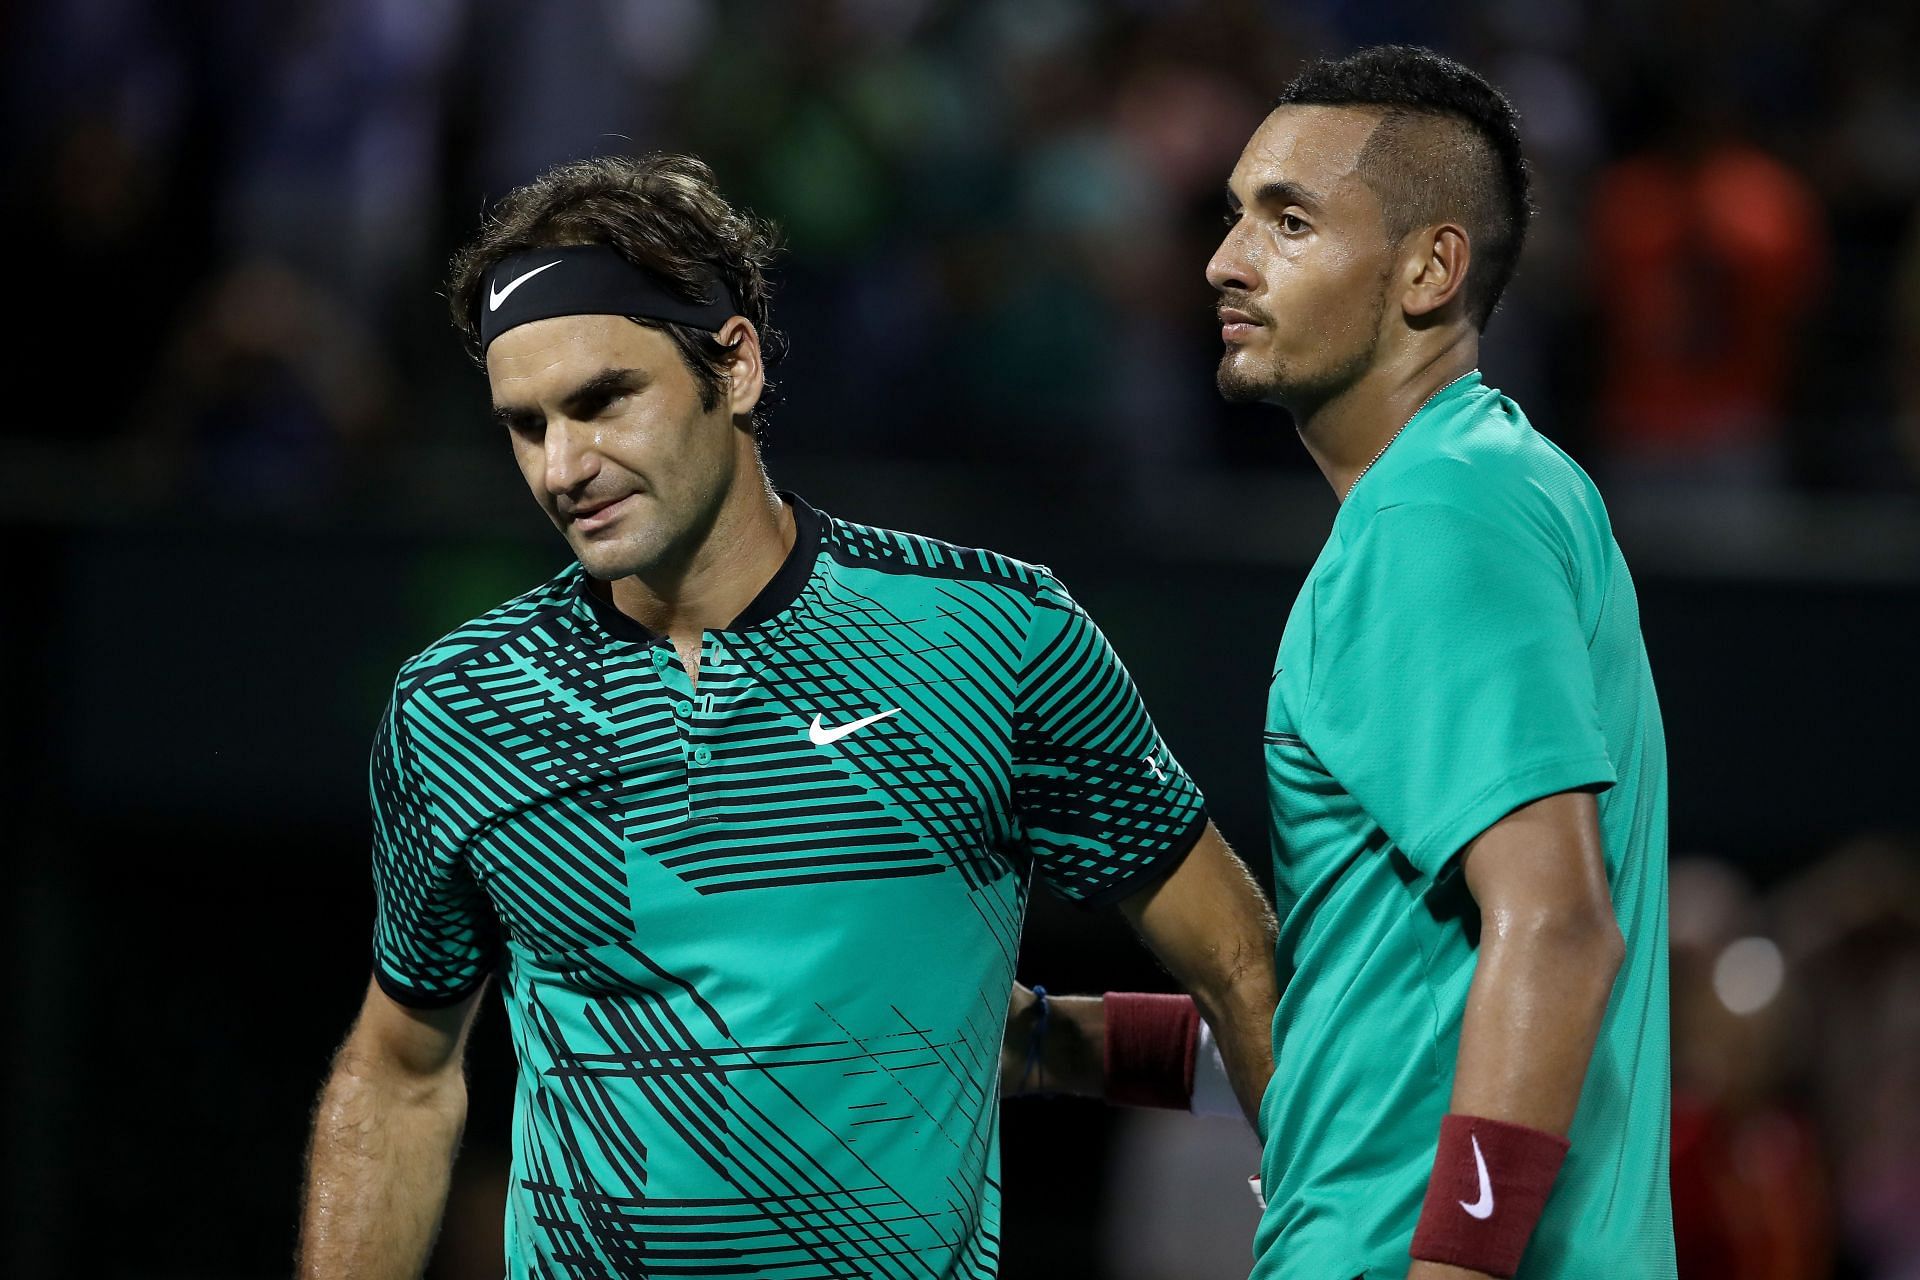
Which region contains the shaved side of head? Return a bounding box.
[1276,46,1531,330]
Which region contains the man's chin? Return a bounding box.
[1216,355,1284,405]
[570,536,645,581]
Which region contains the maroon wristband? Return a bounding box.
[1102,992,1199,1109]
[1409,1114,1570,1278]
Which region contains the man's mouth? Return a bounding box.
[568,494,634,534]
[1219,307,1263,344]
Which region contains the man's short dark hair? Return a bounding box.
[447,154,787,430]
[1276,46,1531,330]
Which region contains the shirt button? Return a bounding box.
[673,702,691,720]
[651,648,671,669]
[692,745,713,766]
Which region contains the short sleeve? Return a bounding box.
[1011,575,1208,906]
[369,688,498,1007]
[1303,503,1615,878]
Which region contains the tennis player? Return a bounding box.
[294,153,1278,1280]
[1033,46,1675,1280]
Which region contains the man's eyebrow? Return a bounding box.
[1252,179,1326,211]
[491,401,537,430]
[491,367,647,427]
[559,367,646,415]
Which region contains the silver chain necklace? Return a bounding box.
[1346,368,1478,493]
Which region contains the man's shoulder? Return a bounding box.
[1375,395,1605,544]
[392,565,583,703]
[816,509,1058,602]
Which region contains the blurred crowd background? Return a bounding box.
[0,1,1915,1278]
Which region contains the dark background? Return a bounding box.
[2,1,1916,1277]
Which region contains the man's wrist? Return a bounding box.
[1409,1114,1569,1278]
[1103,992,1199,1109]
[1006,991,1104,1097]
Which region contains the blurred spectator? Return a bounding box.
[218,0,465,314]
[12,0,1920,501]
[1895,211,1920,484]
[133,258,394,509]
[1669,857,1834,1279]
[1774,838,1920,1280]
[468,0,713,197]
[1588,87,1827,490]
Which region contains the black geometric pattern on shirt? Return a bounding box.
[725,557,1029,899]
[821,515,1043,594]
[1011,588,1202,900]
[410,571,958,903]
[403,627,669,955]
[615,657,942,897]
[372,575,595,997]
[512,944,990,1279]
[369,701,498,1001]
[718,579,1029,971]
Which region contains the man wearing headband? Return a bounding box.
[295,153,1279,1280]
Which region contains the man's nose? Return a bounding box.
[544,418,601,496]
[1206,226,1259,296]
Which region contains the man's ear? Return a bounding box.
[716,315,764,424]
[1402,223,1472,320]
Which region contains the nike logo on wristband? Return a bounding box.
[1460,1133,1495,1219]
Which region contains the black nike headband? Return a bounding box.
[478,244,742,351]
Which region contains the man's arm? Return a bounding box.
[296,976,487,1280]
[1118,824,1278,1124]
[1003,824,1278,1126]
[1406,789,1624,1280]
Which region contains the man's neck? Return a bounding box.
[1292,336,1478,501]
[609,479,795,643]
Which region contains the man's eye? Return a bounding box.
[1281,213,1308,234]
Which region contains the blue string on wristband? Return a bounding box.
[1017,986,1051,1096]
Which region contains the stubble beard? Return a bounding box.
[578,450,736,585]
[1215,277,1392,412]
[1216,346,1288,405]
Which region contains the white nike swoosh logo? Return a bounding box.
[1460,1133,1494,1219]
[807,708,900,746]
[488,259,561,311]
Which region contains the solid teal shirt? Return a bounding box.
[1253,374,1675,1278]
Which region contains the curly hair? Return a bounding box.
[1276,46,1532,331]
[447,154,788,430]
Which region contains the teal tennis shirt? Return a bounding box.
[1252,374,1674,1279]
[369,496,1207,1279]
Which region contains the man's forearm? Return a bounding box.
[1188,973,1277,1125]
[1404,914,1622,1280]
[1447,909,1623,1132]
[297,1051,468,1280]
[1119,823,1279,1124]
